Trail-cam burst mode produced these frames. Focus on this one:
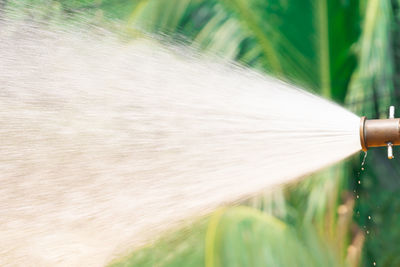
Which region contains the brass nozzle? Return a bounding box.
[360,106,400,159]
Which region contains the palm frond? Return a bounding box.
[347,0,395,117]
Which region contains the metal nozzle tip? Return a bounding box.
[388,143,394,159]
[390,106,395,119]
[360,106,400,159]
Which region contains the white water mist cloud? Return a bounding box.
[0,17,361,266]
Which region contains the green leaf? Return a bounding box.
[109,207,343,267]
[347,0,395,118]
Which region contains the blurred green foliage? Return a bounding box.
[4,0,400,266]
[127,0,360,102]
[110,207,342,267]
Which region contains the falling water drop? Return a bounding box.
[361,151,368,166]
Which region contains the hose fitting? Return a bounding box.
[360,106,400,159]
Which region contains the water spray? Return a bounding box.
[360,106,400,159]
[0,17,364,266]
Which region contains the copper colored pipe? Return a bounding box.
[359,106,400,159]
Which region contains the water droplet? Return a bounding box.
[358,180,361,184]
[361,151,368,165]
[356,195,360,199]
[373,261,376,266]
[368,215,371,220]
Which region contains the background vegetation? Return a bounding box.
[3,0,400,266]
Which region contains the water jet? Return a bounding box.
[0,17,362,266]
